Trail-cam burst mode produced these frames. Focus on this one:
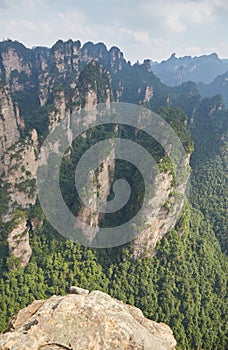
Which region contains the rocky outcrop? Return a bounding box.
[132,156,190,259]
[0,39,161,116]
[1,47,32,85]
[48,90,70,129]
[2,129,38,211]
[7,218,32,267]
[1,130,38,267]
[0,86,20,168]
[78,147,115,243]
[81,42,126,73]
[143,85,154,103]
[0,39,191,260]
[0,41,35,95]
[0,289,177,350]
[132,172,173,257]
[38,72,51,107]
[52,39,81,74]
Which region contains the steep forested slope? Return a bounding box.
[0,39,227,350]
[190,98,228,253]
[197,71,228,108]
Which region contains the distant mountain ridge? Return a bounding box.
[0,39,227,349]
[151,52,228,86]
[198,70,228,107]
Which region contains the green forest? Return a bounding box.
[0,107,227,349]
[0,42,227,350]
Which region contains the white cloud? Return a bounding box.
[119,28,150,44]
[210,0,228,10]
[56,10,97,39]
[0,0,227,61]
[163,11,187,33]
[144,0,217,34]
[19,19,36,31]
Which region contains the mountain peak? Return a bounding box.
[170,52,176,59]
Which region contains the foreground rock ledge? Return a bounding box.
[0,289,176,350]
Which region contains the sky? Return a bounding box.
[0,0,228,63]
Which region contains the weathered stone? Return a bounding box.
[131,165,189,259]
[1,47,31,84]
[77,145,115,243]
[0,40,191,259]
[0,86,20,167]
[2,130,39,211]
[7,219,32,267]
[144,85,154,103]
[70,286,89,295]
[0,290,177,350]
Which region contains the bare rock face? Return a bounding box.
[131,159,190,259]
[1,47,32,86]
[0,86,20,165]
[143,85,154,103]
[7,218,32,267]
[52,40,81,74]
[0,290,177,350]
[1,130,38,267]
[77,147,115,243]
[2,129,38,211]
[132,172,174,258]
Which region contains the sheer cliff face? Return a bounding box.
[77,148,115,243]
[2,129,38,210]
[0,289,177,350]
[0,39,190,261]
[0,41,112,214]
[132,165,189,259]
[7,218,32,267]
[0,39,166,113]
[1,47,32,90]
[0,86,20,168]
[0,41,114,266]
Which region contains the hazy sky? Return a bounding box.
[0,0,228,62]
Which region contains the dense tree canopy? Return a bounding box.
[0,44,227,349]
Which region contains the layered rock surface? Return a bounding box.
[7,218,32,267]
[0,86,20,166]
[0,289,176,350]
[0,39,191,262]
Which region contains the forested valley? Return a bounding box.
[0,40,227,349]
